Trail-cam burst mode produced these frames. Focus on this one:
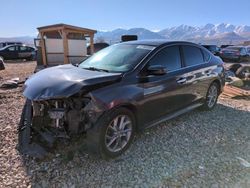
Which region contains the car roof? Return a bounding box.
[2,44,34,49]
[121,40,200,47]
[226,46,245,48]
[0,41,22,44]
[202,45,217,46]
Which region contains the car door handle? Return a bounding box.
[176,77,187,84]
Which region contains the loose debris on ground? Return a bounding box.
[0,61,250,187]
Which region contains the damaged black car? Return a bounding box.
[19,40,225,159]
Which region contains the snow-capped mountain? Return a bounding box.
[96,28,164,42]
[96,23,250,44]
[159,23,250,40]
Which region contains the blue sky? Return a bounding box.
[1,0,250,37]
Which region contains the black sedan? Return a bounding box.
[20,40,225,159]
[0,56,4,70]
[0,44,36,61]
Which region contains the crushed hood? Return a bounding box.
[23,64,122,101]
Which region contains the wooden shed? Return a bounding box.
[36,23,97,66]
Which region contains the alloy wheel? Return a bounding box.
[207,85,218,108]
[105,115,132,153]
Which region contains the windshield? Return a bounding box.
[79,44,154,73]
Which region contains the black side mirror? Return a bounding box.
[147,65,167,76]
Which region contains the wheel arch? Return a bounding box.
[112,103,139,131]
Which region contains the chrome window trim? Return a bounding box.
[137,43,211,75]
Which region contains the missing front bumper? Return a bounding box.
[17,97,101,158]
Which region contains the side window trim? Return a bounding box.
[139,44,210,76]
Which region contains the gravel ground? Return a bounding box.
[0,61,250,188]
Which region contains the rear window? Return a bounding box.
[182,45,204,66]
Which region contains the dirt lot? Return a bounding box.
[0,61,250,187]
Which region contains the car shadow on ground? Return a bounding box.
[18,103,250,187]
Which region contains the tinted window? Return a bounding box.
[148,46,181,71]
[20,46,27,51]
[7,46,16,51]
[202,49,211,62]
[182,45,204,66]
[28,47,34,52]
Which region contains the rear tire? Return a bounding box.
[201,82,220,111]
[85,107,136,159]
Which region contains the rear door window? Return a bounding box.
[182,45,204,66]
[148,46,182,71]
[7,46,16,51]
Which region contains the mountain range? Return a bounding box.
[1,23,250,46]
[96,23,250,45]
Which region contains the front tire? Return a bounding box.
[201,82,220,110]
[86,107,136,159]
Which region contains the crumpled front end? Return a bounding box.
[18,96,104,158]
[18,65,122,158]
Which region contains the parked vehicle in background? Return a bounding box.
[0,56,5,70]
[0,44,36,61]
[0,42,23,49]
[20,40,225,159]
[87,42,109,55]
[202,45,220,56]
[219,46,250,62]
[121,35,138,42]
[220,45,234,49]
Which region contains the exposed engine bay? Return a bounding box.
[32,98,91,134]
[18,97,102,158]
